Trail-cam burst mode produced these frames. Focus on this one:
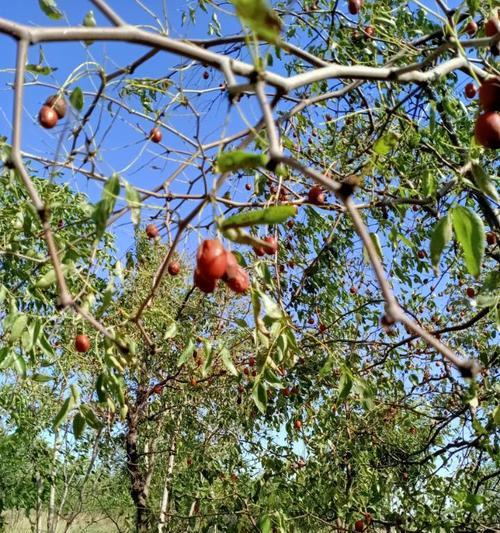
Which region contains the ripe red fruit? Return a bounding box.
[475,111,500,149]
[263,236,278,255]
[44,94,67,119]
[248,357,256,367]
[485,17,500,37]
[168,261,180,276]
[253,246,266,257]
[486,232,497,246]
[364,26,375,38]
[282,387,291,397]
[308,317,315,325]
[308,185,325,205]
[75,334,90,353]
[464,82,477,99]
[479,77,500,111]
[465,20,478,36]
[39,105,58,129]
[245,183,252,191]
[354,519,365,532]
[294,419,302,430]
[348,0,363,15]
[196,239,227,280]
[417,250,426,259]
[466,287,475,298]
[226,267,250,294]
[287,219,295,229]
[350,286,358,295]
[319,323,327,333]
[149,127,162,143]
[194,268,217,293]
[145,223,159,239]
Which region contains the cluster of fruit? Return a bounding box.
[194,239,250,294]
[38,94,67,128]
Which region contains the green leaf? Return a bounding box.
[10,314,28,341]
[53,397,74,430]
[80,405,103,430]
[493,405,500,426]
[13,354,26,377]
[373,132,399,155]
[32,373,53,383]
[259,515,272,533]
[73,413,86,439]
[163,322,177,339]
[363,233,383,263]
[451,206,485,278]
[93,174,120,239]
[70,87,84,112]
[252,380,267,414]
[39,0,62,19]
[220,347,239,376]
[220,205,296,229]
[430,215,452,273]
[337,369,353,404]
[471,163,499,202]
[26,64,55,76]
[421,169,436,197]
[125,182,141,226]
[216,151,268,173]
[177,338,194,367]
[231,0,281,43]
[82,10,97,45]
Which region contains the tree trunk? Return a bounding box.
[126,403,152,533]
[158,414,181,532]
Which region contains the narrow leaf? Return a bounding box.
[73,413,86,439]
[70,87,84,112]
[220,205,296,229]
[220,347,239,376]
[53,397,74,430]
[252,380,267,414]
[430,215,452,273]
[125,182,141,226]
[10,314,28,341]
[177,338,194,367]
[39,0,62,19]
[451,206,485,278]
[216,150,268,173]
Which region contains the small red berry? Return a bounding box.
[466,287,475,298]
[485,17,500,37]
[193,268,217,293]
[145,223,159,239]
[475,111,500,149]
[486,232,497,246]
[308,185,325,205]
[253,246,266,257]
[348,0,363,16]
[168,261,180,276]
[245,183,252,191]
[354,519,365,532]
[263,236,278,255]
[39,105,58,129]
[75,334,90,353]
[464,82,477,99]
[294,419,302,430]
[364,26,375,38]
[44,94,67,119]
[417,250,426,259]
[149,127,162,143]
[479,76,500,111]
[465,20,478,36]
[196,239,227,280]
